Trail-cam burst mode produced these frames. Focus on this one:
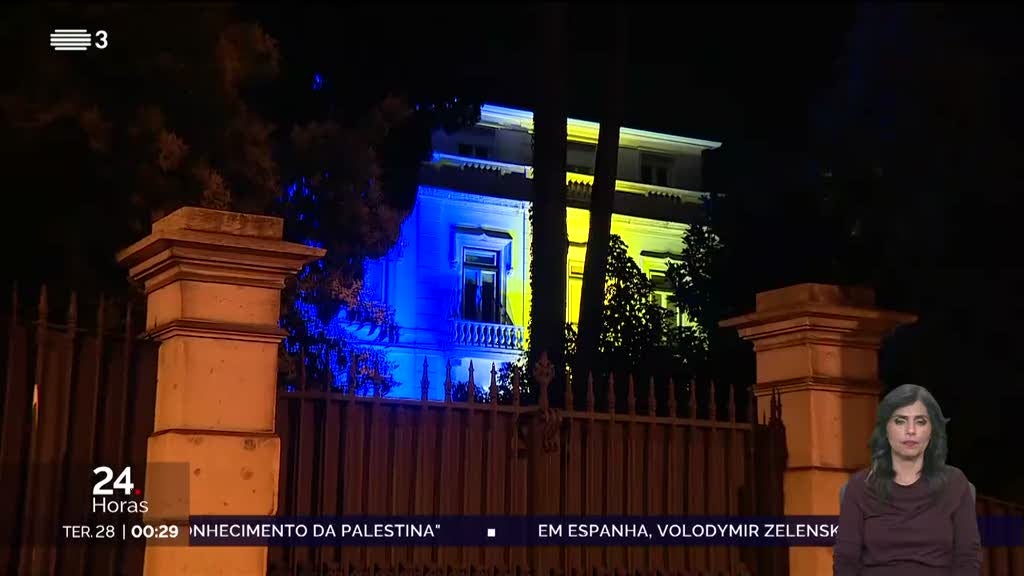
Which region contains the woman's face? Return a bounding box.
[887,400,932,461]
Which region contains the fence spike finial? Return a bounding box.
[297,345,308,391]
[348,352,358,396]
[96,293,106,335]
[467,360,476,404]
[667,377,677,418]
[512,365,521,407]
[123,299,133,341]
[607,372,616,415]
[709,379,718,421]
[490,363,498,407]
[647,376,657,416]
[627,374,636,415]
[564,367,573,410]
[444,359,453,403]
[728,382,737,422]
[688,378,697,419]
[67,291,78,333]
[420,357,430,402]
[37,284,49,323]
[772,387,782,423]
[748,384,756,424]
[534,351,553,410]
[586,372,595,412]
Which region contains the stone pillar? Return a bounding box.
[117,207,324,576]
[720,283,916,576]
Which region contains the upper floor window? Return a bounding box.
[567,143,596,175]
[451,226,514,325]
[462,248,502,324]
[649,271,682,327]
[641,153,672,187]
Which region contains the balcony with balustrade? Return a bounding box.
[450,318,525,350]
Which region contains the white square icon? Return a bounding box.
[486,528,496,538]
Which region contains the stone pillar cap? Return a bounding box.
[754,283,876,311]
[720,283,917,338]
[150,206,286,239]
[116,206,325,293]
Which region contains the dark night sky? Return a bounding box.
[245,4,856,145]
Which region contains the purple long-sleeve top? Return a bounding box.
[834,465,981,576]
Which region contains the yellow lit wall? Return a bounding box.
[564,207,690,325]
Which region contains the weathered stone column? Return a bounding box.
[117,207,324,576]
[721,283,916,576]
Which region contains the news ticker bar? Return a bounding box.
[57,516,1024,547]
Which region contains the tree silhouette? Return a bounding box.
[0,4,282,292]
[574,5,628,398]
[527,3,569,396]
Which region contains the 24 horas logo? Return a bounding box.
[92,466,148,514]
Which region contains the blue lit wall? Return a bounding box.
[355,185,531,398]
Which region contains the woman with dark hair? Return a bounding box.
[834,384,981,575]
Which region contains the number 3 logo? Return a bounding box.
[94,30,108,50]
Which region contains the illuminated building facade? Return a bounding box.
[358,104,721,397]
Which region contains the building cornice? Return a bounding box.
[418,164,707,225]
[418,185,531,211]
[478,104,722,153]
[609,214,690,233]
[430,152,709,205]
